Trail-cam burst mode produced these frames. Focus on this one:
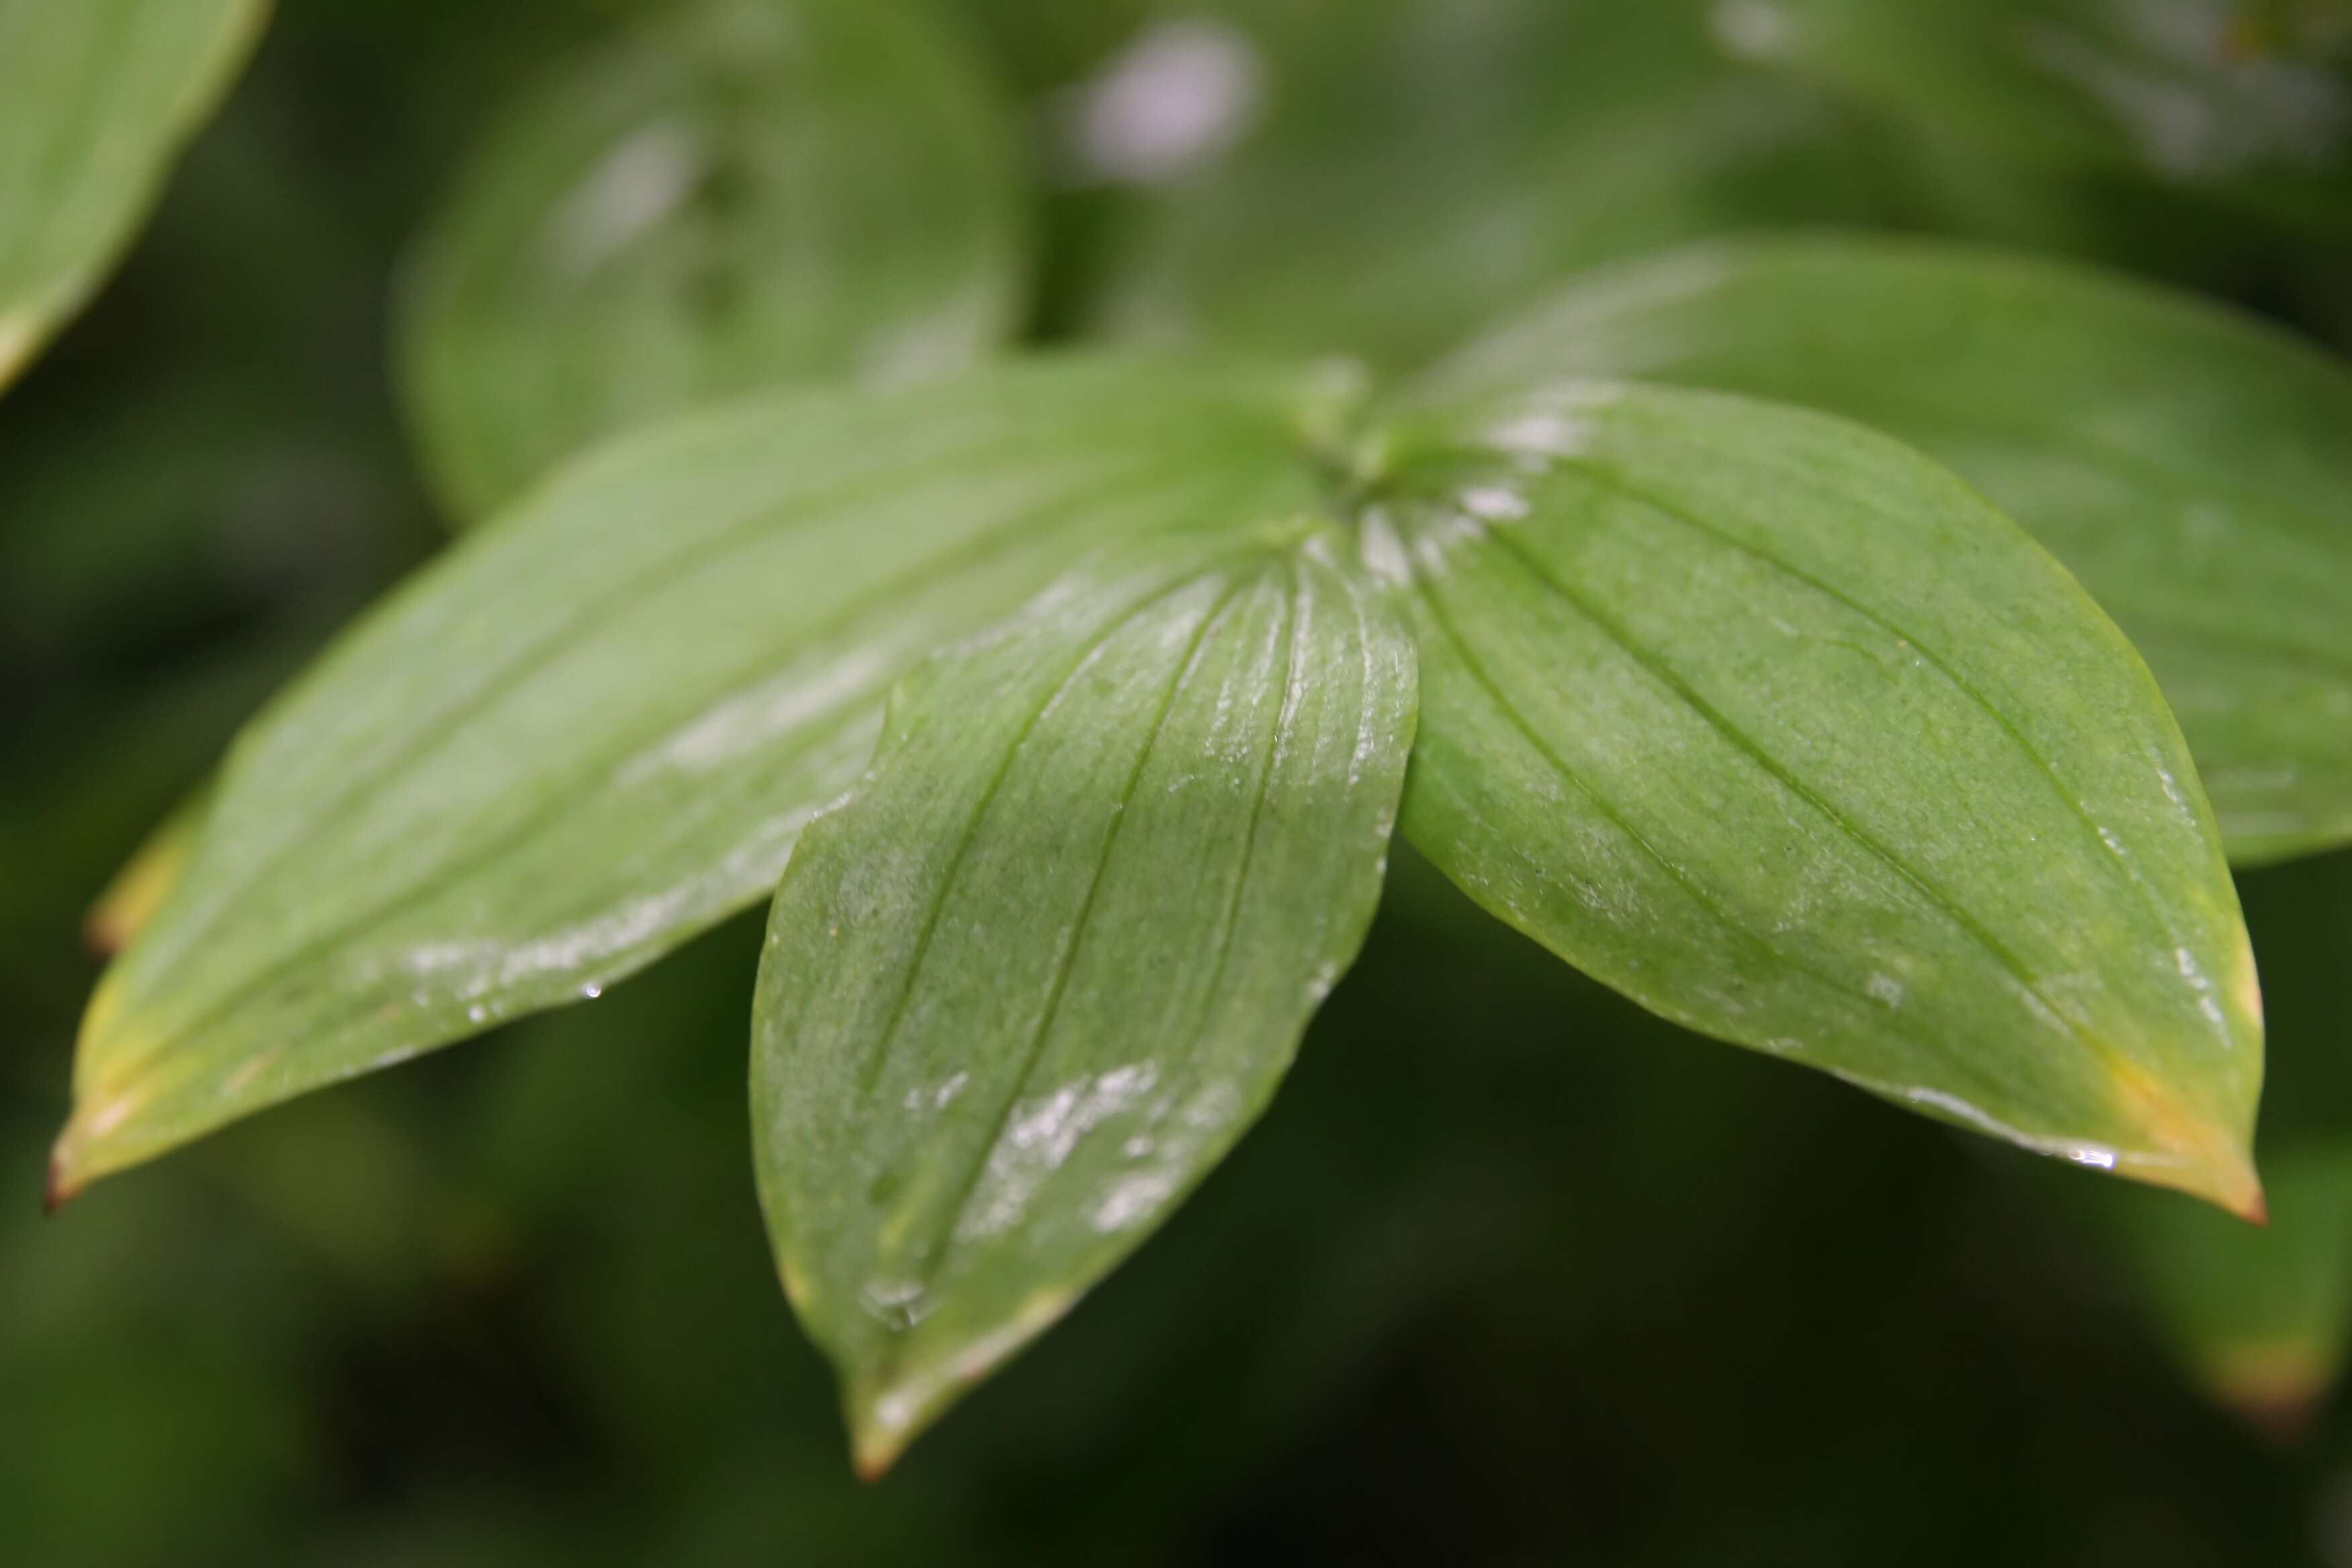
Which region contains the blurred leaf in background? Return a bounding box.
[1078,0,1879,370]
[1742,0,2352,239]
[397,0,1031,520]
[2027,843,2352,1440]
[0,0,269,389]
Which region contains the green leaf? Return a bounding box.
[1746,0,2352,233]
[1436,236,2352,865]
[1085,0,1873,373]
[54,356,1334,1197]
[396,0,1029,520]
[1373,379,2265,1214]
[0,0,268,390]
[751,527,1415,1473]
[2066,1139,2352,1432]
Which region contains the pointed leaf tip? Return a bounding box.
[42,1156,72,1216]
[850,1420,905,1483]
[2098,1054,2265,1222]
[85,793,209,958]
[2125,1136,2264,1224]
[2210,1347,2332,1446]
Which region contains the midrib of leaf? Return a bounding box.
[117,445,1277,1070]
[1185,561,1308,1044]
[899,568,1264,1304]
[840,561,1254,1106]
[1522,452,2222,1006]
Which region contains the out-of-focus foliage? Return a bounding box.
[0,0,268,390]
[1749,0,2352,236]
[1082,0,1879,370]
[9,0,2352,1561]
[2073,1141,2352,1426]
[397,0,1030,519]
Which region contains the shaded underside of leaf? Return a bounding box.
[1437,235,2352,865]
[0,0,270,391]
[752,528,1415,1472]
[56,356,1331,1193]
[1377,378,2263,1211]
[397,0,1030,519]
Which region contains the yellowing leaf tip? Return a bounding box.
[42,1155,75,1216]
[2098,1050,2263,1222]
[2112,1133,2265,1224]
[85,821,197,957]
[838,1286,1079,1477]
[850,1418,908,1482]
[0,313,36,391]
[2204,1343,2337,1445]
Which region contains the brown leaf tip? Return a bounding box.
[83,910,126,959]
[43,1155,77,1216]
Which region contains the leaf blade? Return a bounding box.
[752,528,1415,1471]
[1378,380,2263,1210]
[0,0,268,390]
[1437,235,2352,864]
[56,356,1328,1193]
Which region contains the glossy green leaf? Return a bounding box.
[1746,0,2352,232]
[1085,0,1872,373]
[1437,236,2352,865]
[0,0,268,391]
[2069,1139,2352,1430]
[397,0,1029,519]
[752,527,1414,1473]
[54,356,1334,1196]
[1373,379,2264,1212]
